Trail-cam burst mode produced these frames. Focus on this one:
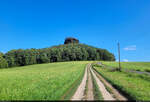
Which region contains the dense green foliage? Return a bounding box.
[0,52,8,68]
[0,43,115,68]
[0,61,87,100]
[94,65,150,101]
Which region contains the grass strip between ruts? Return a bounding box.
[93,67,135,100]
[83,67,89,100]
[90,69,103,100]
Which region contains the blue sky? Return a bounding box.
[0,0,150,62]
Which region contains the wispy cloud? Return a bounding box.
[123,45,136,51]
[123,59,129,62]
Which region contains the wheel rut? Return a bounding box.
[71,63,127,101]
[85,64,94,100]
[71,64,88,100]
[93,69,127,100]
[90,66,115,100]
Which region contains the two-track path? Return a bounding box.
[71,63,127,101]
[71,64,88,100]
[86,64,94,100]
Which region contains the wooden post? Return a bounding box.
[118,42,121,71]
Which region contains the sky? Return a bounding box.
[0,0,150,62]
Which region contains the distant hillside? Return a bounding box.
[47,43,115,62]
[0,38,115,68]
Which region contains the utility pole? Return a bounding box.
[118,42,121,71]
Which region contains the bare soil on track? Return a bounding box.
[71,63,127,101]
[86,64,94,100]
[71,64,88,100]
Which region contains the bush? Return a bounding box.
[144,69,150,72]
[0,52,8,68]
[3,41,115,68]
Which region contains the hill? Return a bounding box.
[0,38,115,68]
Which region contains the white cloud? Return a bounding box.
[123,59,129,62]
[123,45,136,51]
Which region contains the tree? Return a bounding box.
[39,51,50,63]
[6,56,15,67]
[0,52,8,68]
[50,48,61,62]
[2,41,115,69]
[5,50,17,67]
[86,47,97,60]
[102,49,115,61]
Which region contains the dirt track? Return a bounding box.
[93,69,127,100]
[71,64,88,100]
[90,66,115,100]
[71,63,127,100]
[86,64,94,100]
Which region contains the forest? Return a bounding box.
[0,38,115,68]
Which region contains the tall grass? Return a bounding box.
[102,62,150,72]
[0,61,88,100]
[94,66,150,100]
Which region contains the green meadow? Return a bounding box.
[1,61,150,101]
[93,64,150,100]
[0,61,89,100]
[102,62,150,72]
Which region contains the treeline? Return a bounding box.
[0,43,115,68]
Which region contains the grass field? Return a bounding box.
[102,62,150,72]
[93,65,150,100]
[91,71,103,100]
[0,61,89,100]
